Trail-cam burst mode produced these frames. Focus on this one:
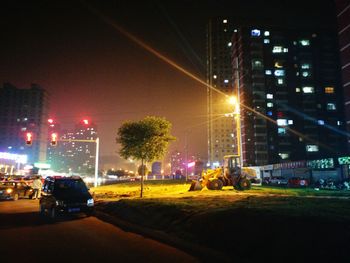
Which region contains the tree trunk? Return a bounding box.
[140,159,144,198]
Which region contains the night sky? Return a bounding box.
[0,0,336,160]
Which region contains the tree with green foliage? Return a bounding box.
[116,116,176,197]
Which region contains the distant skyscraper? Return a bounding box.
[335,0,350,150]
[231,26,346,165]
[58,119,98,174]
[0,83,49,163]
[207,18,236,167]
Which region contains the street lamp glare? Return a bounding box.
[228,96,237,105]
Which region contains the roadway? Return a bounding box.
[0,199,198,263]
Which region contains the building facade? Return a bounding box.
[57,119,98,174]
[335,0,350,150]
[207,19,237,167]
[0,83,49,164]
[231,26,347,166]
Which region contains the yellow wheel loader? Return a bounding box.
[189,155,257,191]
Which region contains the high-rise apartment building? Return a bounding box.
[58,119,98,174]
[231,26,347,166]
[0,83,49,163]
[335,0,350,150]
[207,19,237,167]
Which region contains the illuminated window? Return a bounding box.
[277,119,287,126]
[213,75,217,79]
[306,145,319,152]
[296,88,301,92]
[223,19,228,23]
[267,111,273,116]
[327,103,336,110]
[265,70,272,75]
[283,48,288,52]
[302,71,311,77]
[267,102,274,107]
[318,120,325,125]
[302,86,314,93]
[264,39,270,44]
[274,70,285,76]
[252,60,263,69]
[277,78,284,85]
[251,29,261,37]
[278,128,286,134]
[264,31,270,36]
[227,42,232,47]
[288,120,293,125]
[272,46,283,53]
[224,79,229,83]
[279,153,289,159]
[301,63,311,69]
[299,39,310,46]
[274,61,283,68]
[324,87,334,94]
[337,121,342,126]
[266,93,273,99]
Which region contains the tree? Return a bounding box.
[116,116,176,197]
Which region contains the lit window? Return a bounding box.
[223,19,228,23]
[267,111,273,116]
[267,102,274,107]
[279,153,289,159]
[296,88,301,92]
[264,39,270,44]
[283,48,288,52]
[224,79,229,83]
[301,63,311,69]
[274,62,283,68]
[337,121,342,126]
[266,93,273,99]
[227,42,232,47]
[277,119,287,126]
[302,71,310,77]
[326,103,336,110]
[264,31,270,36]
[288,120,293,125]
[306,145,319,152]
[252,60,263,69]
[324,87,334,94]
[234,29,238,32]
[318,120,325,125]
[21,127,27,131]
[272,46,283,53]
[213,75,217,79]
[265,70,272,75]
[278,128,286,134]
[274,70,285,76]
[251,29,261,37]
[277,78,284,85]
[302,86,314,93]
[299,39,310,46]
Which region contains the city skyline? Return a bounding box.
[0,0,339,163]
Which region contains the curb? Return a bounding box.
[94,210,231,263]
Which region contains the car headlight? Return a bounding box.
[6,188,13,194]
[87,198,94,207]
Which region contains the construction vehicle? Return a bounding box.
[189,155,260,191]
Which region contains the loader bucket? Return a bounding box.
[189,180,203,191]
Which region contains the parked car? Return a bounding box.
[39,176,94,219]
[0,181,34,200]
[269,176,288,186]
[288,177,309,187]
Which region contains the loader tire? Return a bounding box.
[237,178,251,190]
[207,179,223,190]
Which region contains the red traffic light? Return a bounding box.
[26,132,33,146]
[50,133,58,146]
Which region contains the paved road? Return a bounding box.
[0,199,198,263]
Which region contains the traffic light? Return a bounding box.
[50,133,58,146]
[26,132,33,146]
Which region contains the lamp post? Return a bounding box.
[228,95,243,166]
